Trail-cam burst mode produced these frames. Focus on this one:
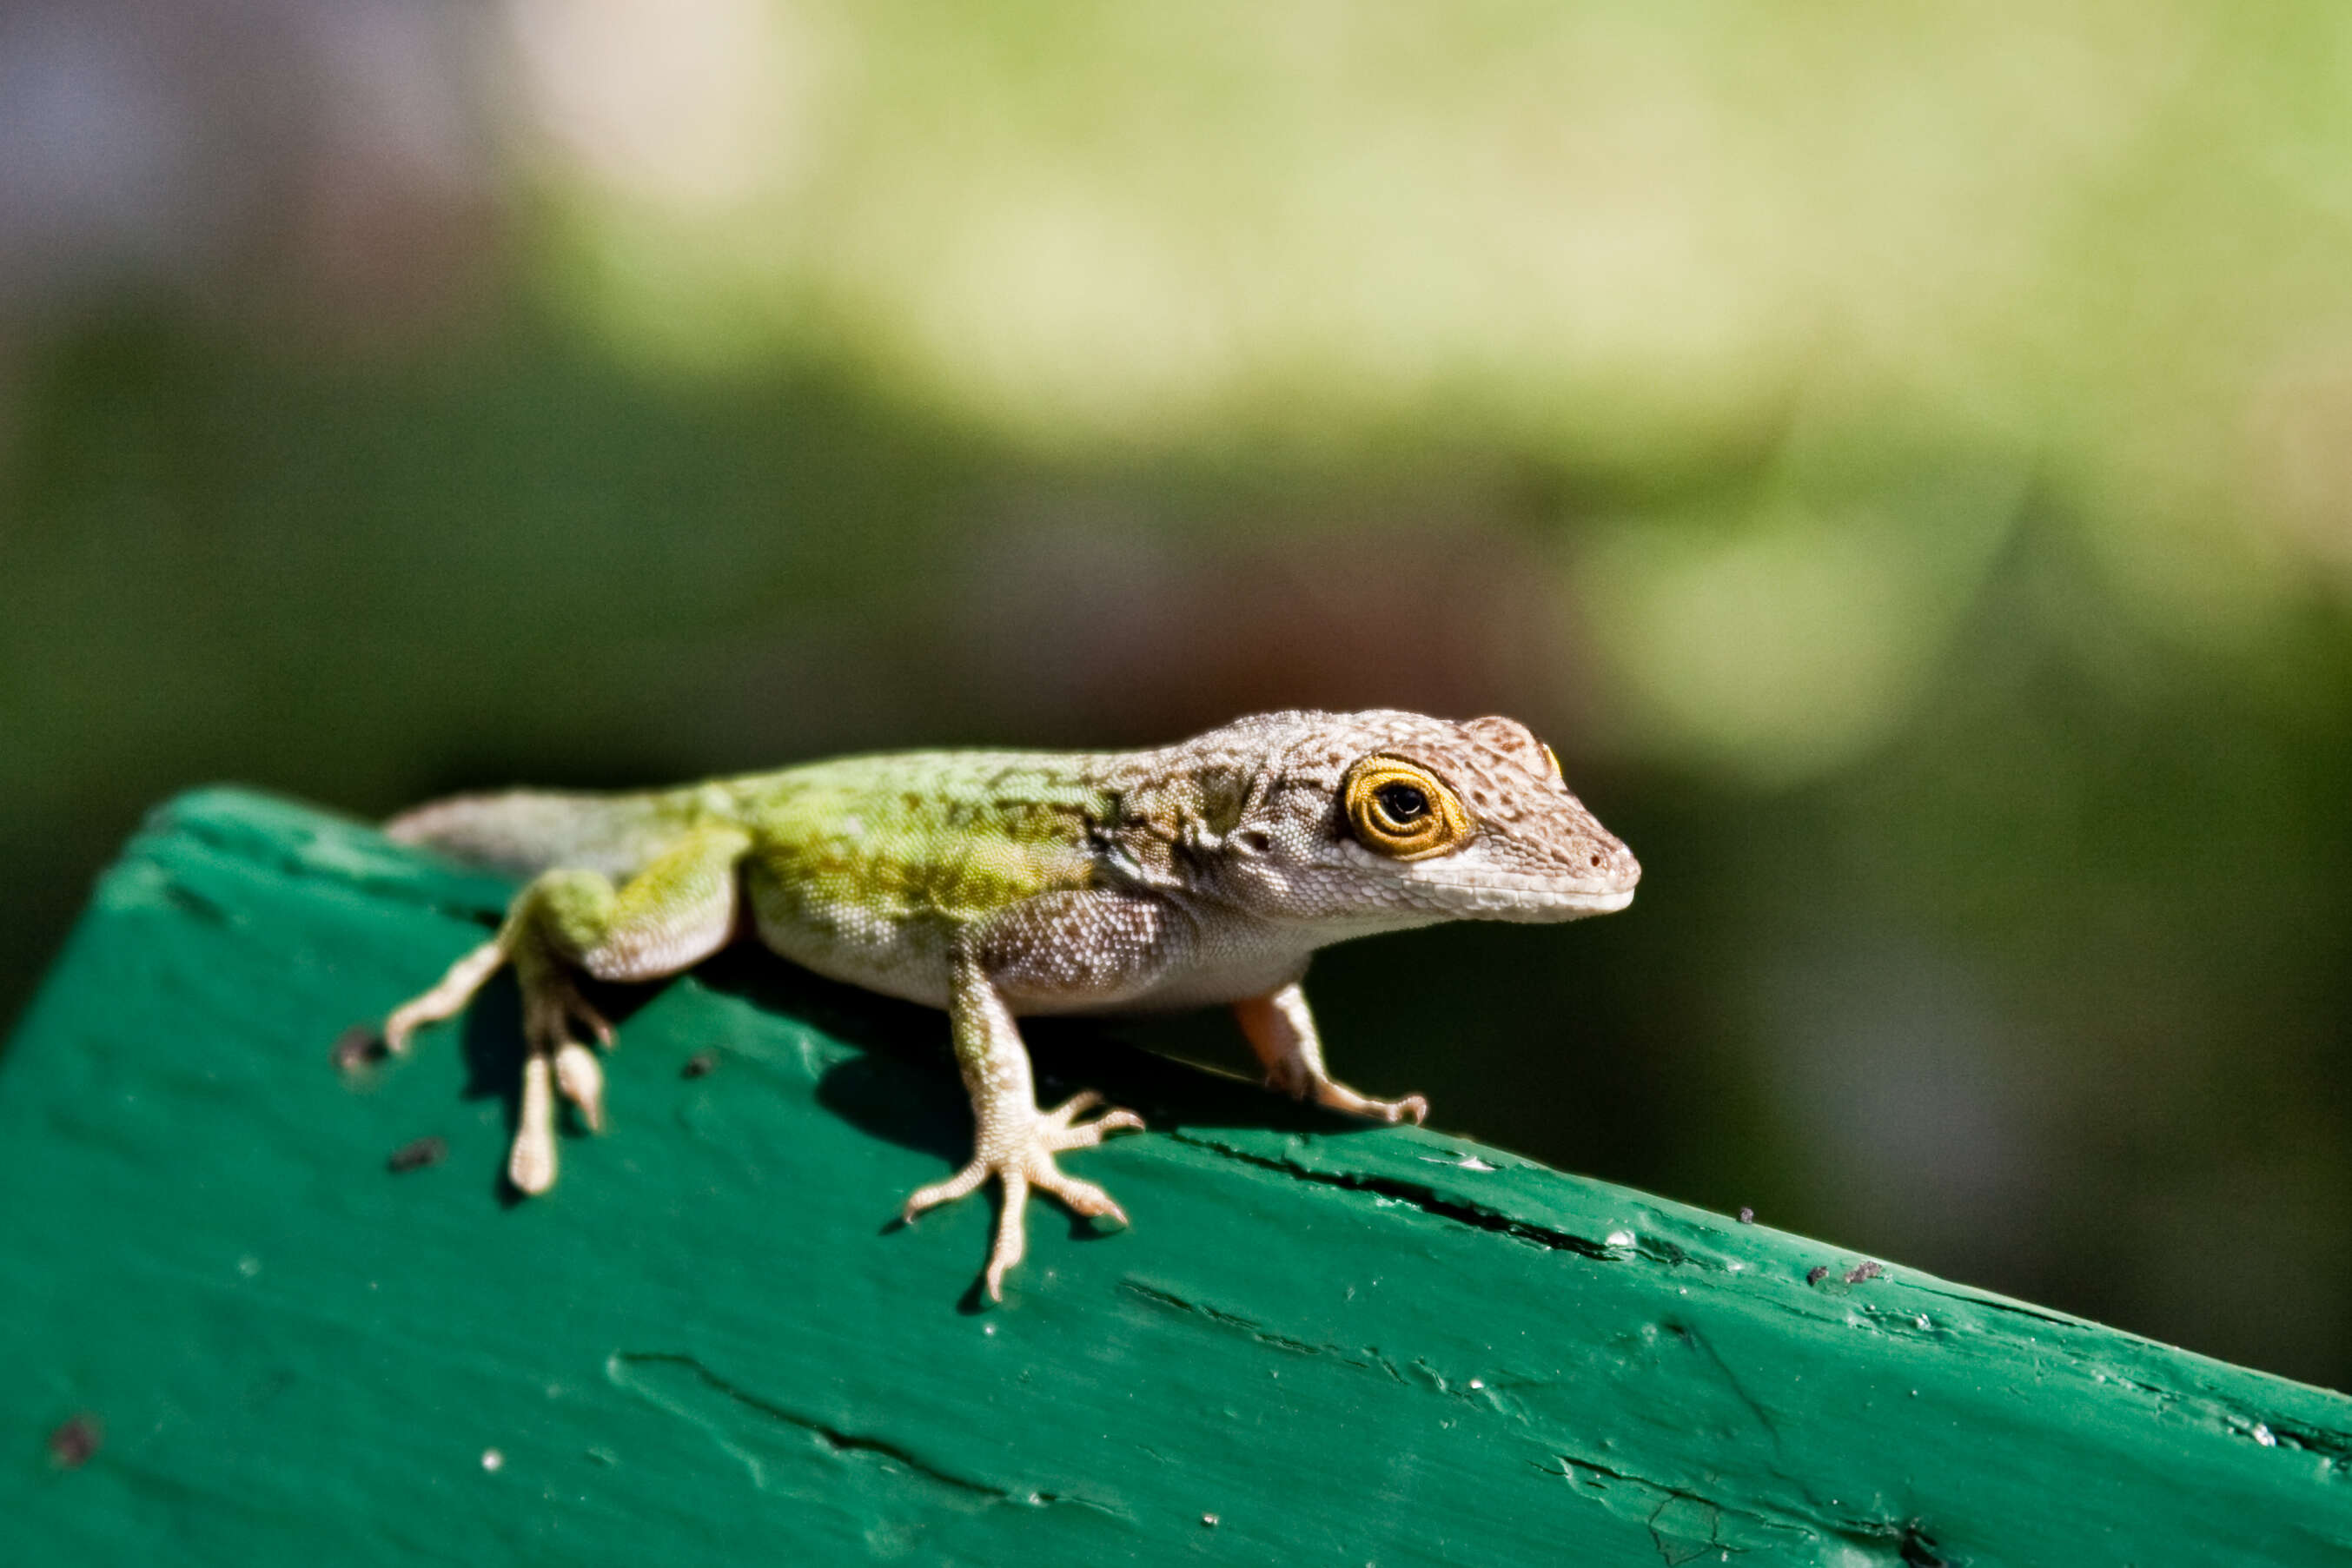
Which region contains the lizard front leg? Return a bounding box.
[1235,980,1428,1124]
[900,892,1175,1300]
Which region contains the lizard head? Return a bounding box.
[1204,710,1640,930]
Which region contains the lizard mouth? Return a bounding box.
[1401,873,1638,921]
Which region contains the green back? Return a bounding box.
[735,751,1111,935]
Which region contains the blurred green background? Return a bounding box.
[5,1,2350,1385]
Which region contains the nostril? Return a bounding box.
[1588,853,1602,868]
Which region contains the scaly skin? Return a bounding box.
[377,710,1640,1300]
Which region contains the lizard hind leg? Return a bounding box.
[492,825,753,1195]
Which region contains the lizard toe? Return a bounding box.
[507,1053,560,1195]
[1039,1104,1144,1152]
[982,1171,1030,1302]
[1032,1164,1129,1227]
[901,1159,990,1222]
[1039,1089,1103,1129]
[554,1041,606,1132]
[899,1115,1138,1300]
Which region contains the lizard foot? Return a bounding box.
[1265,1059,1428,1124]
[507,973,619,1194]
[902,1092,1145,1301]
[522,970,616,1059]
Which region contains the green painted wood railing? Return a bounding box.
[3,790,2349,1565]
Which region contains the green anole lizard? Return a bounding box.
[377,710,1640,1298]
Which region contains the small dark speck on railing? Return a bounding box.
[48,1414,102,1469]
[332,1026,388,1074]
[682,1051,719,1080]
[387,1135,448,1174]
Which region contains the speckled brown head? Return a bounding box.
[1168,710,1640,930]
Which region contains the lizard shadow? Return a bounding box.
[441,940,1385,1217]
[452,969,662,1209]
[689,943,1390,1168]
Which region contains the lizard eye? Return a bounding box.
[1343,757,1471,860]
[1540,741,1564,784]
[1374,782,1429,822]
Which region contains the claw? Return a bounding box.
[555,1041,606,1132]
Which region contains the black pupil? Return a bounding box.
[1375,783,1430,824]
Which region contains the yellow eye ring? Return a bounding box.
[1342,757,1472,861]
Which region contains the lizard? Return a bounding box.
[374,709,1640,1300]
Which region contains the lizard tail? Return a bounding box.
[385,789,683,879]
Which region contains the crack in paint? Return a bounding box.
[1666,1320,1786,1459]
[1542,1452,1815,1563]
[1165,1128,1700,1269]
[1120,1279,1459,1393]
[1554,1454,1978,1568]
[1905,1280,2083,1331]
[1169,1117,2352,1479]
[1897,1287,2352,1467]
[2258,1418,2352,1466]
[607,1351,1121,1515]
[1893,1518,1953,1567]
[1121,1280,1338,1360]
